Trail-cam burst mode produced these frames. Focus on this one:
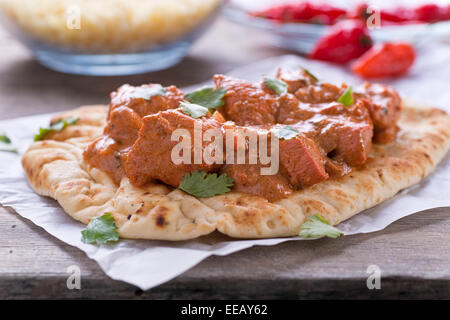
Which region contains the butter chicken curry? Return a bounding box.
[84,69,401,201]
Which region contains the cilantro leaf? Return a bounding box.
[299,214,343,239]
[34,117,79,141]
[274,125,299,140]
[179,171,234,198]
[180,101,209,119]
[264,76,288,95]
[0,132,18,153]
[127,85,166,100]
[337,87,354,106]
[185,87,227,112]
[81,212,119,245]
[0,132,11,144]
[301,67,319,82]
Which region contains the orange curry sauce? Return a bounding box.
[83,69,401,201]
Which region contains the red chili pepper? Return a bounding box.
[413,4,443,22]
[380,7,415,23]
[252,2,346,25]
[290,2,346,25]
[336,2,413,24]
[351,43,416,79]
[309,20,372,64]
[252,4,294,22]
[347,3,429,25]
[445,5,450,20]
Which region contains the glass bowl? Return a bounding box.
[223,0,450,54]
[0,0,222,76]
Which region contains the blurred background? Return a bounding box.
[0,0,449,118]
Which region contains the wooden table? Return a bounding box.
[1,18,450,299]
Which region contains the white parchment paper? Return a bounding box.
[1,46,450,290]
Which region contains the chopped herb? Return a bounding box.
[299,214,343,239]
[337,87,354,106]
[185,87,227,112]
[264,76,288,95]
[0,132,18,153]
[34,117,79,141]
[0,133,11,144]
[301,67,319,82]
[180,101,209,119]
[274,125,299,140]
[179,171,234,198]
[81,212,119,245]
[127,85,166,100]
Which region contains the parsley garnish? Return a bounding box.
[0,132,18,153]
[179,171,234,198]
[264,76,288,95]
[180,101,209,119]
[299,214,343,239]
[337,87,354,106]
[127,85,166,100]
[0,133,11,144]
[81,212,119,245]
[274,125,299,140]
[34,117,79,141]
[301,67,319,82]
[185,87,227,112]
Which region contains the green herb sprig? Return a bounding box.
[337,87,354,106]
[180,101,210,119]
[0,132,18,153]
[185,87,227,112]
[299,214,343,239]
[81,212,119,245]
[264,76,288,95]
[179,171,234,198]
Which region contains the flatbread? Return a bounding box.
[22,100,450,240]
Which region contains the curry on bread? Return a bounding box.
[22,68,450,240]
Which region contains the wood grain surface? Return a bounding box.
[1,18,450,299]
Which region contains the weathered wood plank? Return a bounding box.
[2,205,450,299]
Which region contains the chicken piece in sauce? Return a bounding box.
[276,69,374,170]
[84,106,142,183]
[278,134,329,187]
[307,100,374,167]
[218,124,329,199]
[276,68,317,93]
[110,84,184,117]
[84,83,185,184]
[277,68,401,145]
[220,164,293,202]
[125,109,223,187]
[214,75,278,126]
[356,82,402,144]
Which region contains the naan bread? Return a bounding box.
[22,100,450,240]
